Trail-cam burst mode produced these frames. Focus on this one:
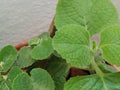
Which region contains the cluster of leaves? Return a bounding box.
[54,0,120,89]
[0,0,120,90]
[0,33,69,90]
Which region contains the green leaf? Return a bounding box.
[55,0,118,35]
[100,26,120,66]
[31,38,54,60]
[46,55,69,90]
[53,51,61,58]
[12,68,55,90]
[97,62,118,73]
[64,73,120,90]
[38,32,50,40]
[30,68,55,90]
[0,75,11,90]
[12,73,33,90]
[17,47,34,68]
[95,55,118,73]
[29,32,50,46]
[0,67,22,90]
[0,45,18,72]
[0,82,10,90]
[29,38,40,46]
[53,25,92,67]
[0,75,4,89]
[7,66,22,83]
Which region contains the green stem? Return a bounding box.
[92,59,104,78]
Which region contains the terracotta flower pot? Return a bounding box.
[15,42,28,50]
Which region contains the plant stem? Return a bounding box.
[92,58,104,78]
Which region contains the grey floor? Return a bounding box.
[0,0,119,47]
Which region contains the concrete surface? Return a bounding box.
[0,0,119,48]
[0,0,58,47]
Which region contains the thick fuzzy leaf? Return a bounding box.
[29,32,50,46]
[53,25,92,67]
[30,68,55,90]
[5,67,22,90]
[17,47,34,68]
[12,68,55,90]
[12,73,33,90]
[55,0,118,35]
[46,55,69,90]
[7,66,22,83]
[64,73,120,90]
[31,38,54,60]
[29,37,40,46]
[0,75,11,90]
[0,45,18,72]
[38,32,50,40]
[97,62,118,73]
[100,26,120,66]
[95,55,118,73]
[0,67,22,90]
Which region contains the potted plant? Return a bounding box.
[0,0,120,90]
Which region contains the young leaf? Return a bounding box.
[64,73,120,90]
[31,38,54,60]
[30,68,55,90]
[100,26,120,66]
[53,25,92,67]
[29,38,40,46]
[55,0,118,35]
[0,45,18,72]
[46,55,69,90]
[29,32,50,46]
[17,47,34,68]
[12,73,33,90]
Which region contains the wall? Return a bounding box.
[0,0,57,47]
[0,0,119,47]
